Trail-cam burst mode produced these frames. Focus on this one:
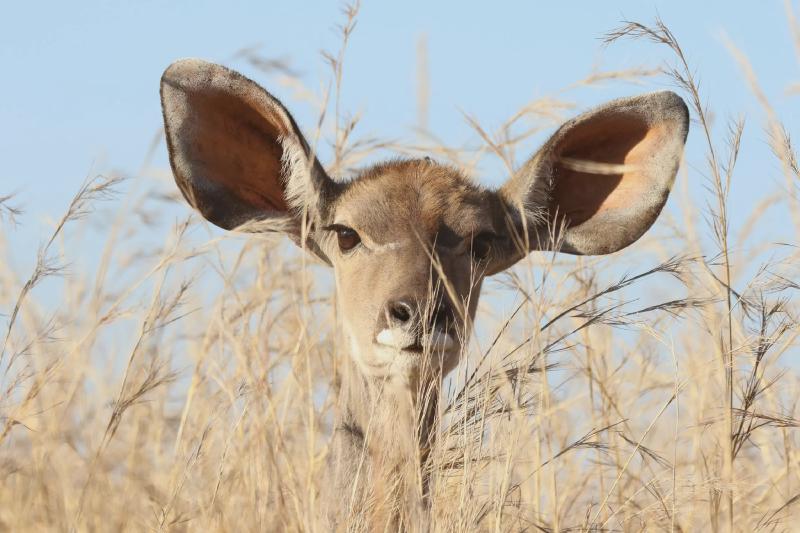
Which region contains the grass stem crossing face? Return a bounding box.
[160,58,688,387]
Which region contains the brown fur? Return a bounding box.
[160,58,689,531]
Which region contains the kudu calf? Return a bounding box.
[160,59,688,530]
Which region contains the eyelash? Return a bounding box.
[470,233,495,262]
[324,225,495,260]
[325,224,362,253]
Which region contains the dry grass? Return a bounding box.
[2,6,800,532]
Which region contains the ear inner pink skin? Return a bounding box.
[179,90,290,213]
[160,58,689,529]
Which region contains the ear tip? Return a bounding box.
[648,90,690,137]
[162,58,213,79]
[161,58,226,95]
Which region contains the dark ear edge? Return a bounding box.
[495,90,689,266]
[160,58,338,234]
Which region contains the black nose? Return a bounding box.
[429,301,451,331]
[387,299,415,325]
[385,298,453,331]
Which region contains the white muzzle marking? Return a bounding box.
[376,328,456,352]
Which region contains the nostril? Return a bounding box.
[429,302,451,331]
[388,300,413,324]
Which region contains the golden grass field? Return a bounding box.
[1,6,799,532]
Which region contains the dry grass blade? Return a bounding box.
[0,194,23,226]
[1,175,124,370]
[1,9,798,533]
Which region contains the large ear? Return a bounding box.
[498,91,688,259]
[160,58,338,240]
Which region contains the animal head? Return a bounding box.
[160,59,688,387]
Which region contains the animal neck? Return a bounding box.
[326,356,440,529]
[338,359,440,462]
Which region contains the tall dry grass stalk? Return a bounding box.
[1,7,799,532]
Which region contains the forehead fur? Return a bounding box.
[333,159,494,243]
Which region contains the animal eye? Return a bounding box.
[471,233,494,262]
[334,225,361,252]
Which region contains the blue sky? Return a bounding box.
[1,1,798,264]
